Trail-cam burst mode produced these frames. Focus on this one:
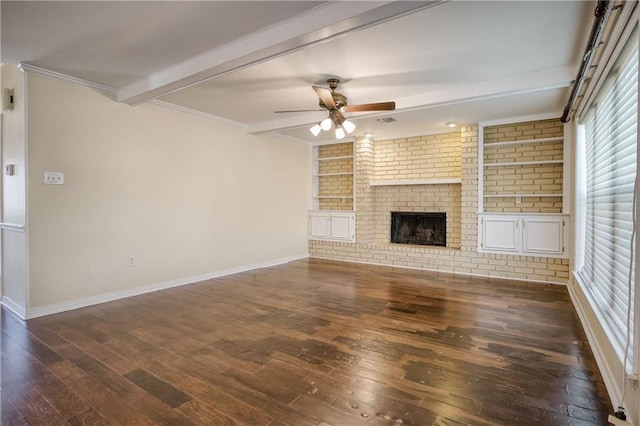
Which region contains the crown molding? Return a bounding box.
[271,132,312,145]
[478,112,562,128]
[16,63,262,130]
[149,100,248,128]
[18,63,116,96]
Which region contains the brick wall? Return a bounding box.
[374,132,461,180]
[355,138,375,243]
[318,157,352,174]
[309,121,570,284]
[318,142,353,158]
[318,175,353,196]
[460,125,479,251]
[483,118,563,142]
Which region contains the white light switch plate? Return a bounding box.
[44,171,64,185]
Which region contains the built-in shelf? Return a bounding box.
[483,136,563,148]
[314,172,353,177]
[317,155,353,161]
[370,178,462,186]
[312,142,355,211]
[478,120,568,256]
[484,160,563,167]
[483,193,563,198]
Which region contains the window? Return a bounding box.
[577,33,637,372]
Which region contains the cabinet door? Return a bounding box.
[330,212,355,242]
[482,216,519,252]
[309,212,331,239]
[522,217,564,255]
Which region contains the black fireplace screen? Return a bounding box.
[391,212,446,246]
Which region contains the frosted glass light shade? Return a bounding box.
[335,127,345,139]
[310,124,322,136]
[320,117,333,131]
[343,120,356,134]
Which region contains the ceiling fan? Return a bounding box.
[275,79,396,139]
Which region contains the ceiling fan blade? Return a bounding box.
[274,109,324,113]
[334,110,346,125]
[313,86,336,110]
[343,101,396,113]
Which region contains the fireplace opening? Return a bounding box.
[391,212,446,246]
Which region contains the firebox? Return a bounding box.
[390,212,446,246]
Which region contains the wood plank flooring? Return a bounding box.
[1,258,611,425]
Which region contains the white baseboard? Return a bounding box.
[1,296,27,319]
[23,253,309,320]
[309,255,568,286]
[566,278,620,411]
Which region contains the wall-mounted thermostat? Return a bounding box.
[3,89,15,111]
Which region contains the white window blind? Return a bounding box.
[579,37,637,371]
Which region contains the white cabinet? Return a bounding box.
[309,212,331,239]
[479,214,567,258]
[309,211,355,242]
[522,216,564,255]
[481,215,520,253]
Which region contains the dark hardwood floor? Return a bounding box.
[2,258,611,425]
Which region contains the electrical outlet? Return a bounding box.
[128,256,135,266]
[44,171,64,185]
[515,195,522,204]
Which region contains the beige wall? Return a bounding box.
[25,73,309,310]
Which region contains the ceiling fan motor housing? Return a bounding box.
[319,92,347,110]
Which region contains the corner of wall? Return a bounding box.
[1,63,29,316]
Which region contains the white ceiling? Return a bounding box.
[1,1,593,143]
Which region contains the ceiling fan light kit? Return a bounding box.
[320,117,333,131]
[310,124,322,136]
[277,79,396,140]
[311,116,355,139]
[343,120,356,134]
